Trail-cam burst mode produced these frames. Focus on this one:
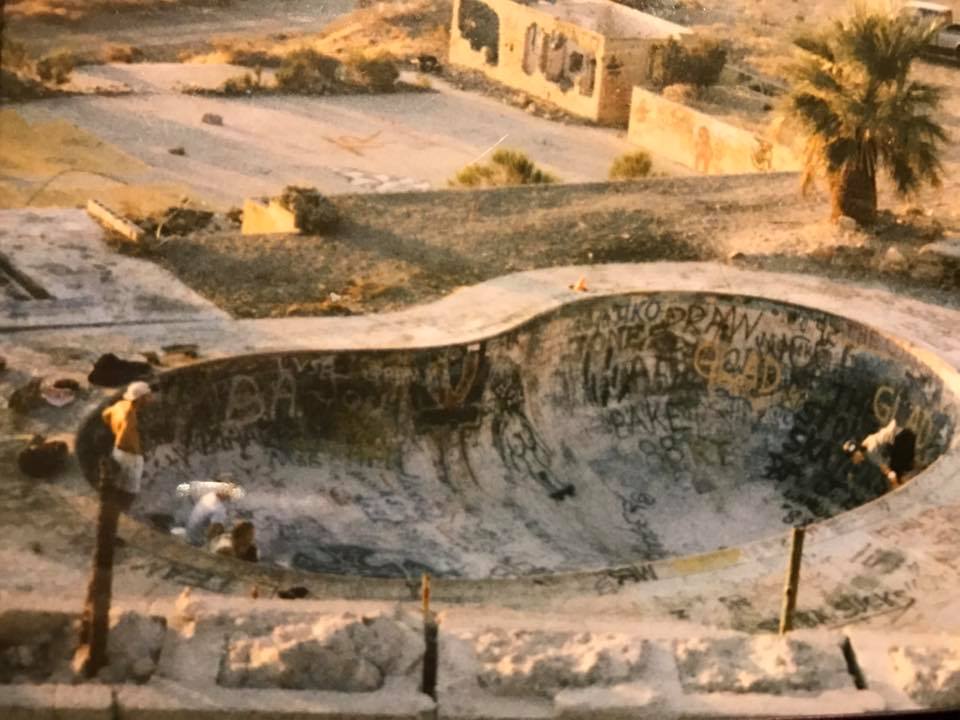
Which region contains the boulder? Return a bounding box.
[105,612,166,684]
[88,353,152,387]
[201,113,223,126]
[17,436,69,478]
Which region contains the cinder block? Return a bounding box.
[240,199,298,235]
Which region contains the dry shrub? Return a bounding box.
[221,72,261,95]
[275,49,341,94]
[649,37,727,92]
[451,149,557,188]
[278,186,340,235]
[228,47,282,68]
[609,151,653,180]
[103,44,144,63]
[344,52,399,92]
[35,51,75,84]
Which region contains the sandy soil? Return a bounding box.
[111,175,959,320]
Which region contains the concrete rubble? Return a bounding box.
[219,610,423,691]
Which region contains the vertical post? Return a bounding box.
[420,573,438,701]
[421,573,431,616]
[75,459,122,676]
[779,526,806,635]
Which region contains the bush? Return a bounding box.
[3,38,29,70]
[103,44,144,64]
[609,151,653,180]
[278,186,341,235]
[649,38,727,92]
[451,149,557,188]
[345,52,400,93]
[275,49,341,94]
[221,72,261,95]
[35,51,75,85]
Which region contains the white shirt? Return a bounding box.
[861,419,899,467]
[187,492,228,545]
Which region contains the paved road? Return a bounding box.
[15,63,674,208]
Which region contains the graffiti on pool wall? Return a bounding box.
[490,364,575,500]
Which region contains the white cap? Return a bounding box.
[123,381,152,401]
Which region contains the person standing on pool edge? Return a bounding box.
[74,381,155,678]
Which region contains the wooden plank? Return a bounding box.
[86,199,144,243]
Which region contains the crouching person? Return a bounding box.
[843,418,917,490]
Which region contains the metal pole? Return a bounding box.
[420,573,438,701]
[779,526,806,634]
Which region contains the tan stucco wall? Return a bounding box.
[449,0,665,123]
[627,86,802,174]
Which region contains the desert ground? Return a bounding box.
[1,0,958,316]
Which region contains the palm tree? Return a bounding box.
[784,4,948,225]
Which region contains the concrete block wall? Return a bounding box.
[3,597,959,718]
[628,86,802,174]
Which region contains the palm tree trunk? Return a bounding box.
[830,162,877,225]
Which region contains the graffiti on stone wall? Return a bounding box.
[521,23,597,97]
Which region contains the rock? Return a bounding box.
[0,356,6,373]
[414,55,440,73]
[131,656,156,682]
[17,436,69,478]
[40,380,75,407]
[891,645,960,708]
[8,377,44,413]
[161,343,199,358]
[219,612,421,691]
[277,586,309,600]
[474,629,648,698]
[525,102,538,114]
[106,612,165,682]
[88,353,152,387]
[879,246,909,273]
[674,635,847,694]
[277,186,340,235]
[168,146,186,156]
[201,113,223,126]
[836,215,858,232]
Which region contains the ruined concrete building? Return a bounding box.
[449,0,690,124]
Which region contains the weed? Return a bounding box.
[35,50,75,84]
[609,151,653,180]
[275,49,341,94]
[451,149,557,187]
[649,37,727,92]
[344,52,399,93]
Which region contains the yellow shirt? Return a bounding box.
[102,399,142,455]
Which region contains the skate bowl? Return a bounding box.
[75,292,957,583]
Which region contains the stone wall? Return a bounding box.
[628,86,802,174]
